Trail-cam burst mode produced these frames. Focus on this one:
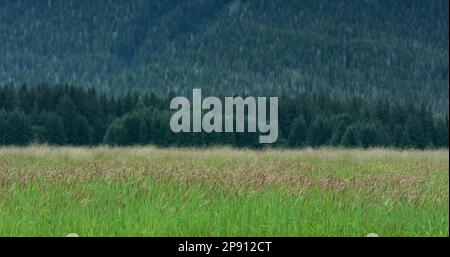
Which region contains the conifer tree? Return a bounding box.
[341,125,361,147]
[288,116,307,147]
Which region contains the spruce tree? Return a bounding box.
[399,131,411,148]
[288,116,307,147]
[306,116,330,146]
[0,110,7,145]
[405,114,427,149]
[341,125,361,147]
[4,111,33,145]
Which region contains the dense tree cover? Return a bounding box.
[0,84,447,149]
[0,0,448,113]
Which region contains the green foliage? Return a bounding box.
[2,110,33,145]
[34,112,67,145]
[0,84,447,148]
[399,130,411,148]
[406,114,429,149]
[341,124,362,147]
[288,116,307,147]
[307,115,331,146]
[0,0,448,113]
[341,122,390,148]
[330,114,353,146]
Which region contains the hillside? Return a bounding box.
[0,0,448,112]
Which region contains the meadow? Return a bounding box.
[0,146,448,237]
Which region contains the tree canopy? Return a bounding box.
[0,84,447,149]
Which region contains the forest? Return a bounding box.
[0,0,448,113]
[0,84,447,149]
[0,1,448,148]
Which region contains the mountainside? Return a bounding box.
[0,0,448,112]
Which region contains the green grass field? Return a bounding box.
[0,146,448,237]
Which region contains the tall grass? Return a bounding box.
[0,146,448,236]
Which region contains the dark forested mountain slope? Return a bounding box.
[0,0,448,112]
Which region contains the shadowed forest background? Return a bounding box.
[0,84,448,148]
[0,0,448,148]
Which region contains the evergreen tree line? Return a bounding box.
[0,84,448,149]
[1,0,448,113]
